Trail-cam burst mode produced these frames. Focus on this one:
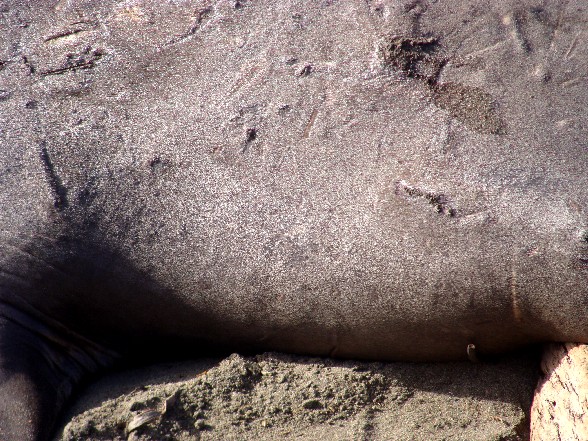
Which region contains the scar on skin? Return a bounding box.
[302,108,319,138]
[43,22,93,44]
[395,180,456,217]
[39,141,69,210]
[502,13,531,53]
[565,32,582,59]
[166,6,213,46]
[561,77,582,88]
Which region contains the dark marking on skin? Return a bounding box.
[40,48,104,77]
[298,64,313,77]
[149,157,162,168]
[291,13,304,29]
[245,127,257,143]
[242,128,257,153]
[25,100,38,109]
[192,7,213,30]
[395,181,456,217]
[566,229,588,269]
[511,11,532,53]
[432,83,505,135]
[22,55,35,75]
[380,35,505,135]
[167,6,212,45]
[380,35,440,80]
[579,231,588,267]
[278,104,291,115]
[364,0,384,18]
[43,28,86,43]
[41,61,94,76]
[148,156,170,175]
[39,142,69,211]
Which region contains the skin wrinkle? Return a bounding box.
[2,242,70,277]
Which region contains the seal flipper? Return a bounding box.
[0,304,118,441]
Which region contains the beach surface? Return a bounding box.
[55,352,538,441]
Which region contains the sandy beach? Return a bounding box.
[56,351,538,440]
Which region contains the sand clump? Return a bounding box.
[57,352,536,441]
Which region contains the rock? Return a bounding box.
[531,343,588,440]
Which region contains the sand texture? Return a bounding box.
[56,352,537,441]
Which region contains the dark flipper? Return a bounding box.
[0,303,118,441]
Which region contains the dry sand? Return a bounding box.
[55,351,538,441]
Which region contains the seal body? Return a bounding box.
[1,1,587,439]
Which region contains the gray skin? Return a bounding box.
[1,0,588,439]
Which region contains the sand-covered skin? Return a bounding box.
[55,352,537,441]
[3,1,586,440]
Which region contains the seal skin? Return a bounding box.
[1,0,587,439]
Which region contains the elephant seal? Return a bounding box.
[1,0,587,439]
